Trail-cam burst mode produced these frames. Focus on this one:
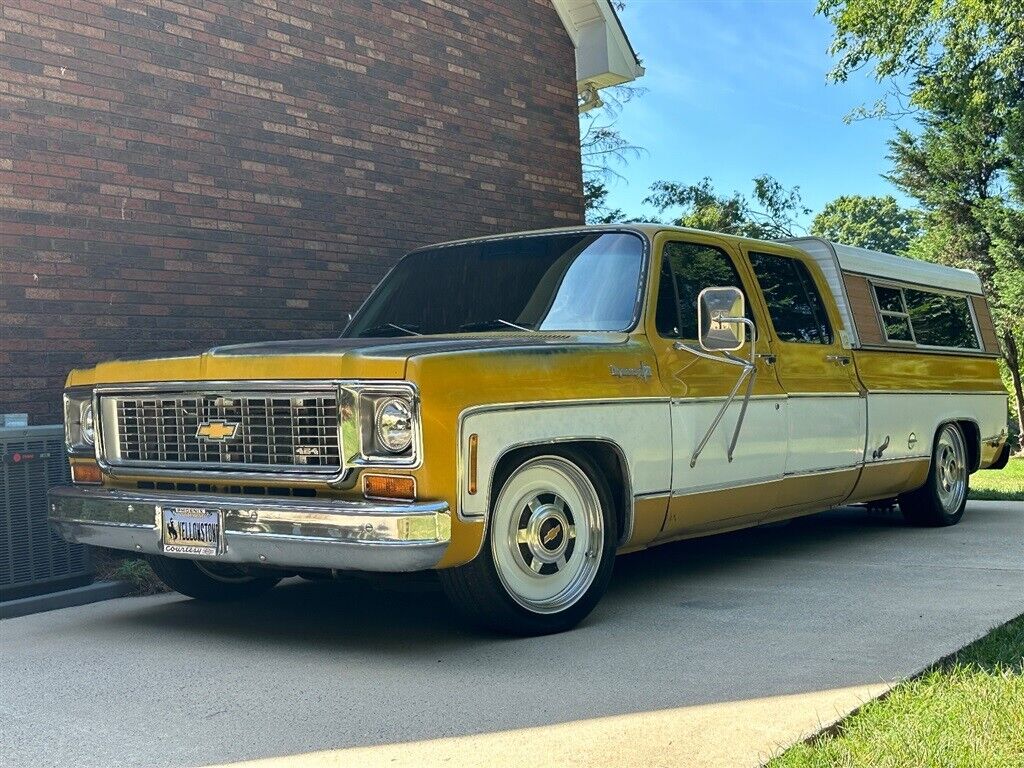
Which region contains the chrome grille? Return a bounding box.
[108,391,340,473]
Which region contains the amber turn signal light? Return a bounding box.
[71,461,102,485]
[363,473,416,501]
[468,433,478,495]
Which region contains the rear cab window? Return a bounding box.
[747,251,833,344]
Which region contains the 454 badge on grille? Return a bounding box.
[196,420,239,441]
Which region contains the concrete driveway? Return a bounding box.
[2,500,1023,768]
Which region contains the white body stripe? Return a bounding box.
[458,390,1006,525]
[459,401,672,518]
[864,392,1006,462]
[784,396,866,474]
[669,399,785,493]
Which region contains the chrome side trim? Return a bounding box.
[463,396,671,413]
[861,455,931,467]
[48,486,450,573]
[668,394,782,405]
[782,464,861,477]
[864,390,1007,396]
[856,345,1000,359]
[784,392,863,399]
[635,490,672,500]
[666,458,924,500]
[670,474,780,498]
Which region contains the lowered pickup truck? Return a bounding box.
[51,225,1010,635]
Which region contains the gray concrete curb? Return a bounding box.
[0,581,135,619]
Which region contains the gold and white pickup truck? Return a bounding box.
[51,225,1011,634]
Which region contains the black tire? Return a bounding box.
[899,423,970,527]
[439,448,618,636]
[147,556,282,601]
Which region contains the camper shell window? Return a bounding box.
[872,282,980,351]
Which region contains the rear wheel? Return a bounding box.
[439,450,617,636]
[899,423,969,527]
[147,556,282,601]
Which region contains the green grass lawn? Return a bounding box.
[769,615,1024,768]
[970,456,1024,501]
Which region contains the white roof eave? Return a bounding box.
[785,237,984,295]
[551,0,644,94]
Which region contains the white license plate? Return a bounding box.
[161,506,222,557]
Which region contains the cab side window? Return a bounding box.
[748,251,833,344]
[656,241,747,339]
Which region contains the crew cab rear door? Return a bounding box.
[740,244,866,512]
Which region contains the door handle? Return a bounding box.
[756,353,776,365]
[826,354,852,366]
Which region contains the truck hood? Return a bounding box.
[67,333,629,387]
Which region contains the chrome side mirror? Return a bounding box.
[698,286,746,352]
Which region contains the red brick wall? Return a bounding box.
[0,0,584,424]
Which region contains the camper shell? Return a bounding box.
[784,237,1000,356]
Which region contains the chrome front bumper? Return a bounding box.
[48,486,451,572]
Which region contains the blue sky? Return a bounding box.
[597,0,912,228]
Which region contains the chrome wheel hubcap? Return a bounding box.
[516,492,576,575]
[491,456,604,614]
[935,425,967,513]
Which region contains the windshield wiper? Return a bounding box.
[359,322,422,337]
[459,318,537,333]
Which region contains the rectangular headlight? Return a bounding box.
[339,382,419,467]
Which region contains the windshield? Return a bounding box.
[344,232,646,337]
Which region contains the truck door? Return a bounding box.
[647,233,787,536]
[742,246,867,514]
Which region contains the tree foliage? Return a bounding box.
[810,195,921,254]
[819,0,1024,443]
[579,85,644,224]
[819,0,1024,116]
[644,175,810,239]
[582,180,625,225]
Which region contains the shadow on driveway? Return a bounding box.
[4,502,1022,768]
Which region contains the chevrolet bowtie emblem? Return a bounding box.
[196,420,239,441]
[543,524,561,546]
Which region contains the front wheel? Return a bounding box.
[147,556,282,601]
[899,423,970,527]
[439,450,617,636]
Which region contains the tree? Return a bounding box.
[818,0,1024,119]
[579,84,645,224]
[644,175,810,239]
[810,195,921,254]
[578,1,643,224]
[819,0,1024,444]
[582,180,625,224]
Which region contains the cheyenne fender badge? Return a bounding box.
[609,362,653,381]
